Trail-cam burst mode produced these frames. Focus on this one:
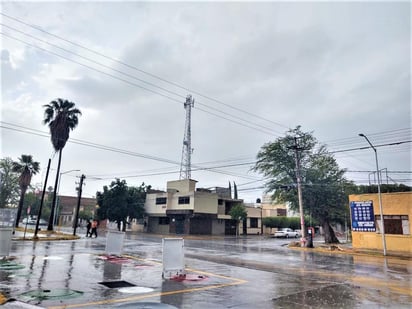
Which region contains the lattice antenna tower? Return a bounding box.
[179,95,194,179]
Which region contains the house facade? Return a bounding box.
[349,192,411,254]
[243,199,288,235]
[57,195,97,226]
[144,179,243,235]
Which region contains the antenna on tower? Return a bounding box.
[180,94,194,180]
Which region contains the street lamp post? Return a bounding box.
[54,169,80,226]
[359,133,387,256]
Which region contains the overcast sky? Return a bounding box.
[1,1,411,203]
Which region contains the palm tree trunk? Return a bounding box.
[48,150,62,231]
[15,188,27,228]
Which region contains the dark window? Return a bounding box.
[156,197,167,205]
[218,199,223,205]
[178,196,190,204]
[384,219,403,234]
[159,217,170,225]
[376,215,409,235]
[277,209,287,216]
[250,218,258,228]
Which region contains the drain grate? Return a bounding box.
[99,281,136,288]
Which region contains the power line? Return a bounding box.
[0,121,259,180]
[3,121,410,194]
[3,12,289,129]
[323,128,411,145]
[328,141,412,154]
[0,13,289,134]
[1,30,284,137]
[2,121,409,180]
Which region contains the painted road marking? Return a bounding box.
[47,255,247,309]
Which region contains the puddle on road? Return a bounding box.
[20,289,83,301]
[272,283,360,308]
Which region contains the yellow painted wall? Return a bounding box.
[349,192,412,254]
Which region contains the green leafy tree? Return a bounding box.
[22,191,41,218]
[12,155,40,227]
[96,179,148,232]
[350,184,411,194]
[254,126,351,244]
[0,157,20,208]
[229,204,247,237]
[43,98,81,231]
[78,210,94,221]
[263,216,318,230]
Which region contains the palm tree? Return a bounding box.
[12,155,40,227]
[43,98,81,231]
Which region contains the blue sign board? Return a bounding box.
[350,201,376,232]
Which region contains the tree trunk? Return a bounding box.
[117,221,121,231]
[15,187,27,228]
[48,150,62,231]
[322,220,340,244]
[122,220,127,232]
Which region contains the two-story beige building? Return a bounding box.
[144,179,243,235]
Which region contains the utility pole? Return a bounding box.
[292,137,306,246]
[34,159,51,239]
[73,174,85,236]
[359,133,387,256]
[180,95,194,180]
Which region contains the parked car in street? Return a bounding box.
[274,228,299,238]
[22,217,47,226]
[294,229,302,237]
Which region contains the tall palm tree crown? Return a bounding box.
[43,98,82,151]
[12,154,40,227]
[43,98,81,231]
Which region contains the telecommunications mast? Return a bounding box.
[179,95,194,179]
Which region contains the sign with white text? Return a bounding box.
[350,201,376,232]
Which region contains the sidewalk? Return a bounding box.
[10,229,412,259]
[11,228,80,241]
[290,236,412,259]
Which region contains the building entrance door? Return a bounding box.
[175,217,185,234]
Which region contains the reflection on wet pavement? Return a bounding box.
[0,234,411,308]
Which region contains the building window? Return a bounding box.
[156,197,167,205]
[159,217,170,225]
[250,218,258,228]
[218,199,223,205]
[277,209,287,216]
[375,215,409,235]
[178,196,190,204]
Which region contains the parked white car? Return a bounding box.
[294,229,302,237]
[22,217,47,226]
[274,228,299,238]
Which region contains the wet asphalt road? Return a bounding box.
[1,230,411,308]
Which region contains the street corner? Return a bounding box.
[0,251,247,309]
